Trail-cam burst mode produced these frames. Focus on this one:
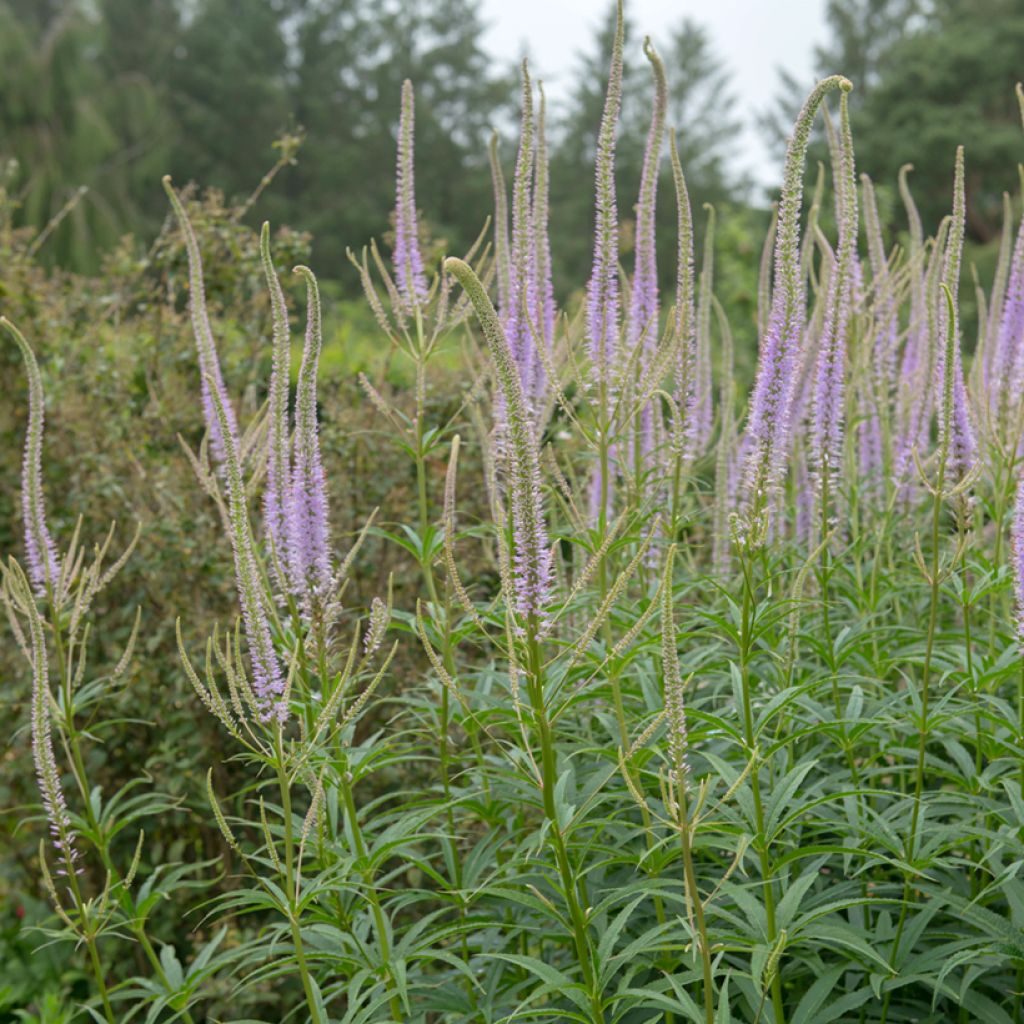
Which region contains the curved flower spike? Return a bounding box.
[446,257,552,620]
[4,319,60,597]
[205,377,286,723]
[740,76,851,535]
[810,88,857,500]
[162,176,238,463]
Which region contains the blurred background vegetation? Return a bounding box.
[0,0,1022,1016]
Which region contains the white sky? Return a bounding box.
[479,0,830,193]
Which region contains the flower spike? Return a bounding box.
[162,176,238,463]
[740,76,851,538]
[288,267,332,603]
[4,320,60,598]
[394,79,428,305]
[446,257,552,619]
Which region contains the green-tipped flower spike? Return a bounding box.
[739,76,851,541]
[488,131,511,313]
[669,131,697,463]
[894,163,929,483]
[532,82,556,376]
[859,173,894,492]
[810,88,857,501]
[660,546,689,788]
[695,204,717,452]
[260,223,291,581]
[445,257,552,619]
[505,61,536,395]
[4,320,60,598]
[937,146,976,481]
[630,38,667,478]
[288,267,332,603]
[205,376,286,723]
[162,175,238,463]
[586,0,625,383]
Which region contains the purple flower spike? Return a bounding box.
[288,267,332,605]
[446,257,552,620]
[995,210,1024,424]
[5,321,60,598]
[669,132,697,464]
[162,177,238,464]
[394,79,428,305]
[505,62,537,403]
[740,76,851,535]
[260,223,292,582]
[810,90,857,502]
[586,0,625,386]
[629,39,667,473]
[206,375,286,723]
[530,82,556,410]
[936,147,976,481]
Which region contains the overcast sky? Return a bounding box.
[478,0,829,192]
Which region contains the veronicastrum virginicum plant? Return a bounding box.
[9,14,1024,1024]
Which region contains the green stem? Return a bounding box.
[275,731,327,1024]
[880,449,947,1024]
[676,781,715,1024]
[526,622,603,1023]
[738,553,785,1024]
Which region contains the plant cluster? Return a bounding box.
[5,5,1024,1022]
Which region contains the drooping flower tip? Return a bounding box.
[162,175,238,463]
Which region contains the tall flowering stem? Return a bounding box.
[669,131,697,526]
[446,257,552,620]
[207,377,286,722]
[660,546,715,1024]
[394,79,428,305]
[587,0,624,384]
[740,76,851,543]
[936,146,976,483]
[287,267,332,605]
[489,131,511,314]
[504,62,537,407]
[162,176,238,463]
[629,38,667,490]
[532,82,556,387]
[694,204,717,453]
[587,0,625,528]
[860,174,895,494]
[4,319,60,597]
[810,89,857,511]
[260,223,292,578]
[894,164,929,486]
